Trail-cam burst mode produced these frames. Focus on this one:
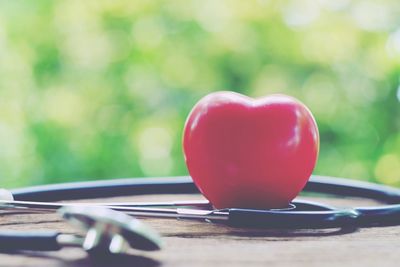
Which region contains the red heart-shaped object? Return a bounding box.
[183,92,319,209]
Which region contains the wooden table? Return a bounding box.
[1,193,400,267]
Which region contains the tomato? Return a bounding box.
[183,92,319,209]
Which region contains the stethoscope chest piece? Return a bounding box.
[0,205,162,256]
[59,206,163,254]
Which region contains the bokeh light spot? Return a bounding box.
[375,154,400,185]
[136,126,173,176]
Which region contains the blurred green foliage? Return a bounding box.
[1,0,400,188]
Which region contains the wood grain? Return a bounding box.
[0,194,399,267]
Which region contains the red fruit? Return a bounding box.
[183,92,319,209]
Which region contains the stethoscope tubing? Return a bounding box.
[11,175,400,204]
[7,175,400,229]
[0,198,359,229]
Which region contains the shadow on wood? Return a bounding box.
[0,250,160,267]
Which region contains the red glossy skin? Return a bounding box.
[183,92,319,209]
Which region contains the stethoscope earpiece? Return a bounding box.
[0,188,14,201]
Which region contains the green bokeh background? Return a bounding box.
[1,0,400,188]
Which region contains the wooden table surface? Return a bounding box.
[1,193,400,267]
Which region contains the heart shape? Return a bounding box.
[183,92,319,209]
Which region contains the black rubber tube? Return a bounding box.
[0,231,61,251]
[11,175,400,204]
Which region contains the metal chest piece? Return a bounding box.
[58,206,162,255]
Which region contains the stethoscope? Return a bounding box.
[1,174,400,255]
[3,174,400,227]
[0,205,162,256]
